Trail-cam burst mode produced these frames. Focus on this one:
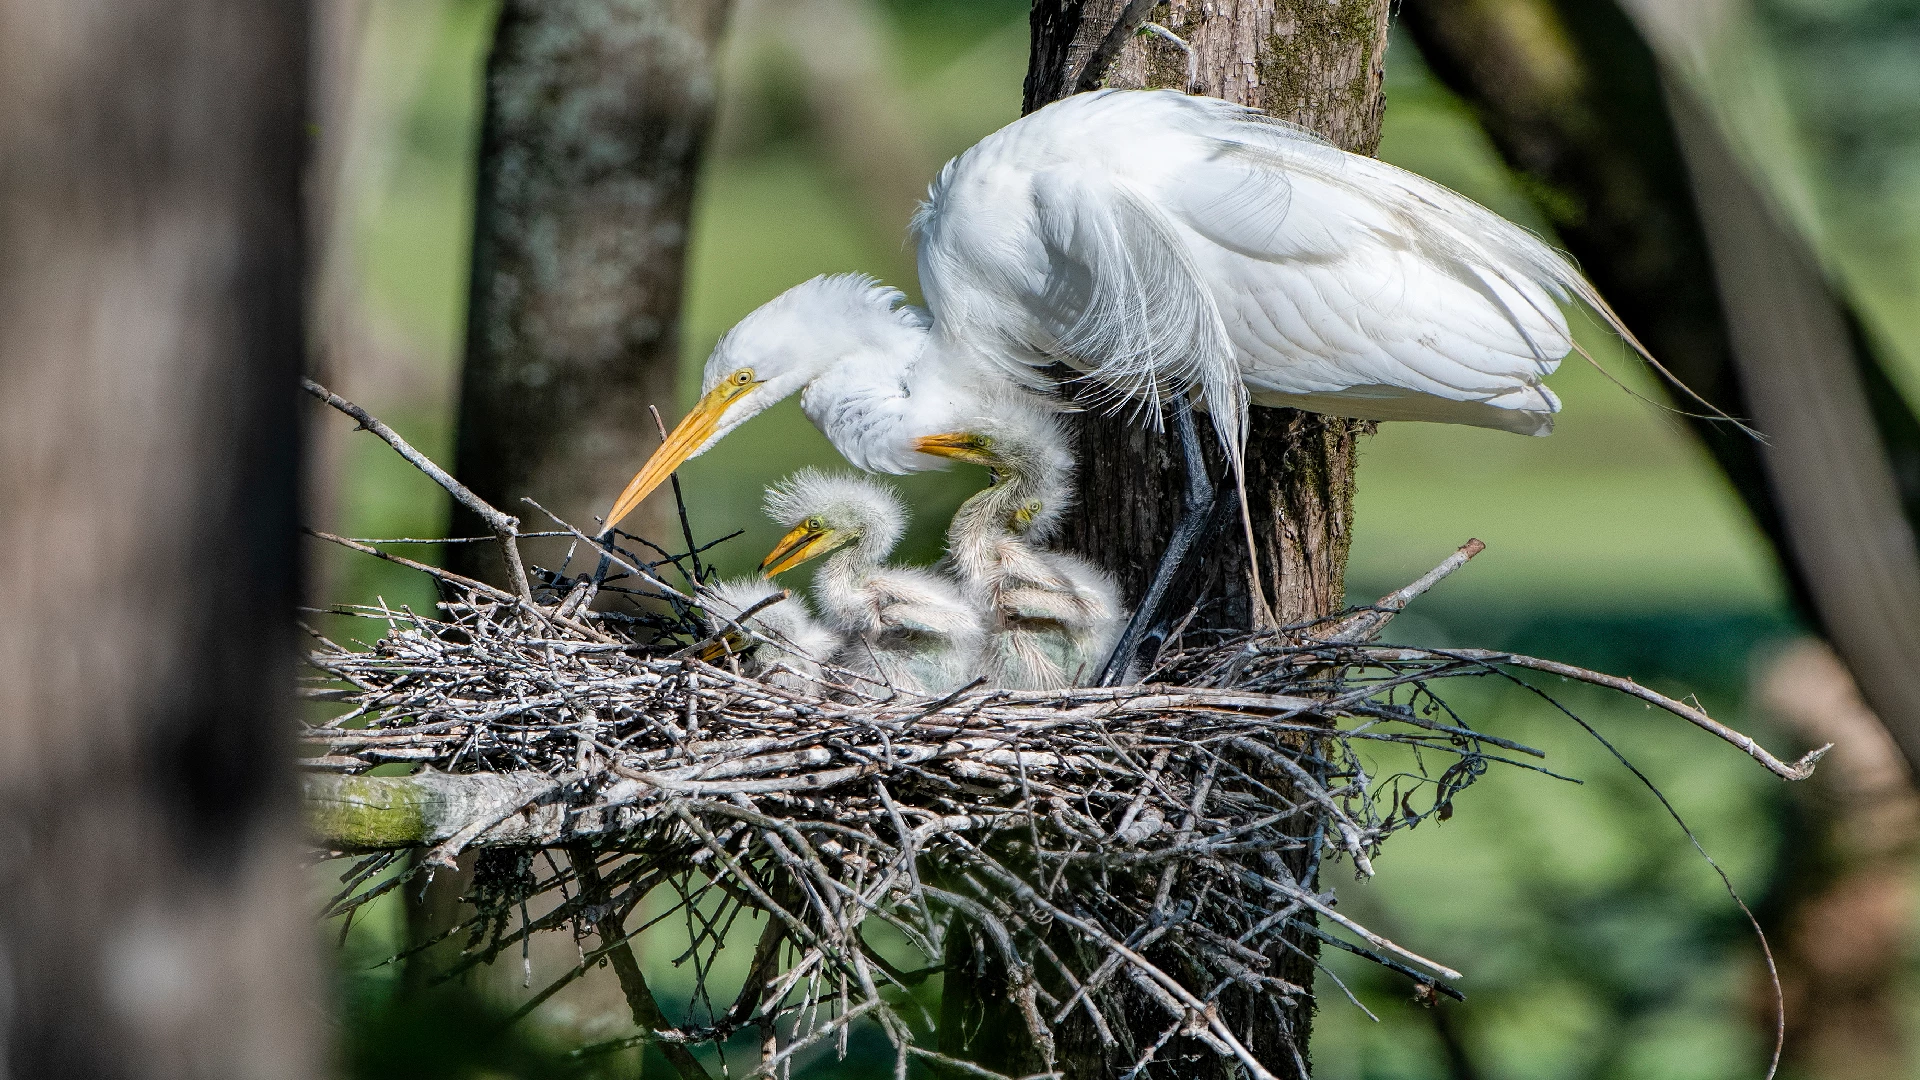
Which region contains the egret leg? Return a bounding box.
[1098,398,1219,686]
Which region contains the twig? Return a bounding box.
[303,377,533,601]
[568,846,713,1080]
[1363,646,1828,780]
[652,404,709,587]
[1325,539,1484,643]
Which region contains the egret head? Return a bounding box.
[758,469,908,577]
[911,398,1075,541]
[602,275,930,533]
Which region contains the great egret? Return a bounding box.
[605,88,1671,656]
[758,469,984,695]
[695,577,841,693]
[917,402,1120,690]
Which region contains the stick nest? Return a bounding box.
[300,380,1821,1080]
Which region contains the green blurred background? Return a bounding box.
[314,1,1920,1076]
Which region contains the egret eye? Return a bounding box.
[805,517,823,532]
[731,368,755,387]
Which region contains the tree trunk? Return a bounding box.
[1755,641,1918,1080]
[450,0,732,584]
[994,4,1391,1077]
[1029,0,1383,634]
[0,3,316,1077]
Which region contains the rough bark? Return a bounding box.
[451,0,732,584]
[998,4,1392,1077]
[1399,0,1920,777]
[1031,0,1384,633]
[0,3,316,1077]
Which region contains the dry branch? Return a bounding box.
[304,377,534,601]
[303,395,1819,1080]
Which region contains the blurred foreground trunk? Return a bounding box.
[0,3,315,1077]
[934,5,1391,1078]
[1400,0,1920,773]
[450,0,732,584]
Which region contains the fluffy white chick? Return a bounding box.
[696,577,841,693]
[917,401,1120,690]
[759,469,983,696]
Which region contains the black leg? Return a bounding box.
[1099,398,1219,686]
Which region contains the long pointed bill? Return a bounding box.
[603,380,749,535]
[912,432,994,466]
[759,525,842,577]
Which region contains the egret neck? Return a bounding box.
[603,275,996,535]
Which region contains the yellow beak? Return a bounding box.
[759,524,843,577]
[603,379,755,535]
[913,432,995,466]
[696,631,748,664]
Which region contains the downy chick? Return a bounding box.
[916,403,1121,689]
[695,577,841,693]
[759,469,983,695]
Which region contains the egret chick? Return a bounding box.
[695,577,841,693]
[917,405,1121,690]
[759,470,983,695]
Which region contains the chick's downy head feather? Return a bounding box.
[763,468,909,557]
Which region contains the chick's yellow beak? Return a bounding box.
[912,432,995,466]
[759,524,842,577]
[603,375,758,535]
[696,631,748,664]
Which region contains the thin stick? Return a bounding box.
[303,377,533,601]
[567,846,713,1080]
[1326,539,1484,644]
[652,404,708,587]
[1363,646,1828,781]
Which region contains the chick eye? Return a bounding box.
[1025,501,1043,513]
[805,517,823,531]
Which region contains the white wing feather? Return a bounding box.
[1027,168,1249,457]
[913,89,1635,442]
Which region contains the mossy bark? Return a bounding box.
[450,0,731,584]
[1004,4,1391,1077]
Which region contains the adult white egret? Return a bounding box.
[604,88,1680,662]
[758,469,984,695]
[917,402,1121,690]
[695,577,841,693]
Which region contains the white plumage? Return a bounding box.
[603,86,1641,536]
[758,469,984,696]
[696,577,841,693]
[913,88,1615,461]
[921,399,1121,690]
